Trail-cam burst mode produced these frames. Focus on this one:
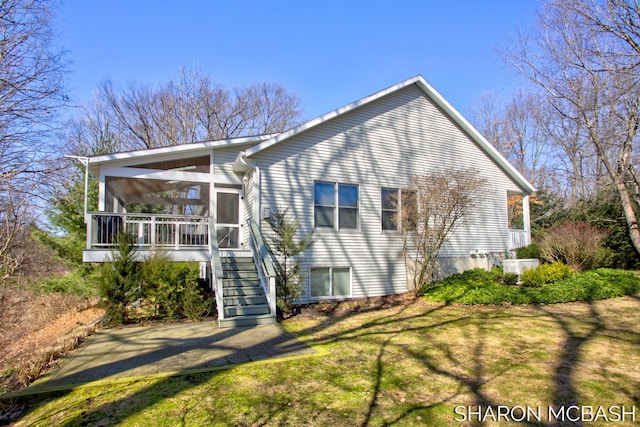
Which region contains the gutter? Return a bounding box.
[232,151,255,173]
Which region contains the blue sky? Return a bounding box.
[55,0,540,120]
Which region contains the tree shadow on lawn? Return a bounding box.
[347,304,545,427]
[9,296,640,426]
[294,298,640,426]
[531,300,640,426]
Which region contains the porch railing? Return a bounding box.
[86,212,210,249]
[247,218,277,318]
[509,229,529,250]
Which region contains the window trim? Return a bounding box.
[309,266,352,299]
[380,187,416,232]
[313,181,359,231]
[381,187,400,231]
[314,181,336,229]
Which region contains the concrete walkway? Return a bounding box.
[18,321,316,397]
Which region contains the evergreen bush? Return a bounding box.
[516,242,540,260]
[422,267,640,305]
[520,262,574,288]
[98,241,211,323]
[502,272,519,286]
[266,209,314,316]
[139,252,210,320]
[97,233,140,324]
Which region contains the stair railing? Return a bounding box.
[209,217,225,322]
[247,218,277,318]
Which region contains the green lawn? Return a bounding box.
[6,295,640,426]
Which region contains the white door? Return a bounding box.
[215,189,243,249]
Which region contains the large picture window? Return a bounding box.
[310,267,351,298]
[314,182,359,230]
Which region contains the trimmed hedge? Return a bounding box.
[423,268,640,305]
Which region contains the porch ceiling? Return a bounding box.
[106,177,209,206]
[129,155,211,173]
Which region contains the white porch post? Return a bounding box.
[209,151,216,247]
[523,195,531,246]
[98,172,106,211]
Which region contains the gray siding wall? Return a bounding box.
[213,147,239,176]
[253,84,522,302]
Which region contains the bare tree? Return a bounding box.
[89,68,303,151]
[0,0,66,282]
[473,91,551,189]
[399,169,487,293]
[506,0,640,253]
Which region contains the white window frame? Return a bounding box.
[309,266,352,299]
[381,187,400,232]
[381,187,417,232]
[313,181,359,230]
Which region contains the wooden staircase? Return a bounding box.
[218,253,277,327]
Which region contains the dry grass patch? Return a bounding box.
[0,284,104,392]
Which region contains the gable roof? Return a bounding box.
[240,75,536,194]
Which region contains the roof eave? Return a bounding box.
[243,76,424,158]
[85,134,277,166]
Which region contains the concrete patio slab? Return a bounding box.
[9,320,316,397]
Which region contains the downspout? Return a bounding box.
[233,152,277,318]
[233,151,260,224]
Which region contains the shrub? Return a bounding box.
[422,267,640,305]
[266,209,314,316]
[98,242,211,324]
[516,242,540,260]
[502,272,519,286]
[539,222,613,271]
[520,262,574,288]
[182,280,213,319]
[97,233,141,324]
[36,271,99,299]
[139,252,211,320]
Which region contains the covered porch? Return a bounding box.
[79,146,277,327]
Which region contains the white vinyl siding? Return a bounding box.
[253,83,523,302]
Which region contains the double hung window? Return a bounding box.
[314,182,359,230]
[381,187,416,231]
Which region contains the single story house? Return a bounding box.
[81,75,535,326]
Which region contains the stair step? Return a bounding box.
[221,257,255,266]
[218,314,277,328]
[222,278,261,288]
[222,258,255,265]
[215,255,276,327]
[224,304,271,317]
[223,287,264,297]
[223,271,258,278]
[224,295,267,306]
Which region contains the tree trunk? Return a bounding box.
[615,175,640,255]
